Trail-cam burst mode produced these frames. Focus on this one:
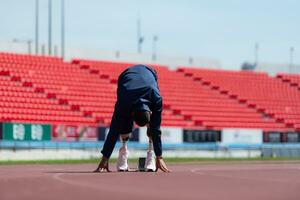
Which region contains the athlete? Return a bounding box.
[94,65,170,172]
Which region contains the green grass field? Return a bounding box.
[1,157,300,165]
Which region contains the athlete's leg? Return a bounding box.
[145,127,156,171]
[117,133,131,171]
[120,133,130,149]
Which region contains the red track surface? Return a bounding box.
[0,162,300,200]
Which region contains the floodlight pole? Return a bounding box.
[35,0,39,54]
[48,0,52,55]
[61,0,65,59]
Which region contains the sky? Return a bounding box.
[0,0,299,69]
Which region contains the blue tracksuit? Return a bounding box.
[101,65,163,158]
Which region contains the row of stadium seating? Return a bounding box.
[1,52,299,140]
[177,67,300,131]
[76,59,289,131]
[276,73,300,90]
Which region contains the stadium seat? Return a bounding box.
[1,52,299,141]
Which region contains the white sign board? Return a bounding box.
[139,127,183,144]
[221,129,263,144]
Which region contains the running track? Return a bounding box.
[0,162,299,200]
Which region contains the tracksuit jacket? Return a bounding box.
[101,65,163,158]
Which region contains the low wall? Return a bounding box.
[2,141,300,161]
[0,149,262,161]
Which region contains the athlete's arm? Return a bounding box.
[149,97,163,157]
[148,96,171,172]
[94,156,110,172]
[94,112,120,172]
[100,113,120,159]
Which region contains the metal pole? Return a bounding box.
[290,47,294,71]
[61,0,65,59]
[41,44,45,55]
[12,39,32,54]
[137,17,143,53]
[152,35,158,61]
[48,0,52,55]
[255,43,259,66]
[27,40,32,54]
[54,45,58,56]
[35,0,39,54]
[189,57,193,65]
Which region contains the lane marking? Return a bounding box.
[53,173,102,190]
[51,173,166,199]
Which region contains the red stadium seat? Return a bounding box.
[1,52,299,141]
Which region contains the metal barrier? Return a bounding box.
[1,141,300,158]
[0,141,219,150]
[261,144,300,158]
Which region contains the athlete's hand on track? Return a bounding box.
[155,157,171,172]
[93,156,111,173]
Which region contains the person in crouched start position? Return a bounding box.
[94,64,170,172]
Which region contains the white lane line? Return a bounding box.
[51,173,165,198]
[52,173,102,190]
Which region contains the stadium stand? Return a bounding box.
[72,59,292,131]
[1,52,299,141]
[177,67,300,131]
[0,52,96,126]
[70,59,191,127]
[276,73,300,90]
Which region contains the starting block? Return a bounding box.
[126,157,146,172]
[138,157,146,172]
[123,157,154,172]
